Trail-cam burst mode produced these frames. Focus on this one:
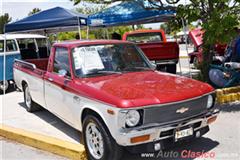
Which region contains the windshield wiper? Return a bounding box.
[96,70,122,74]
[84,70,122,77]
[123,66,153,72]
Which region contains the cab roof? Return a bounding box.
[0,34,47,40]
[53,39,133,48]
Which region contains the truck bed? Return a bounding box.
[14,58,49,80]
[25,58,49,71]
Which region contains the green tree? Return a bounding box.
[0,13,12,34]
[28,8,41,16]
[175,1,240,81]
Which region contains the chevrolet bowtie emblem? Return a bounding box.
[176,107,189,114]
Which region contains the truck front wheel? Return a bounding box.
[166,64,177,74]
[23,84,39,112]
[83,115,123,160]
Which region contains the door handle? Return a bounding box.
[73,96,81,103]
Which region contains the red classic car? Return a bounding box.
[14,40,219,160]
[189,28,227,65]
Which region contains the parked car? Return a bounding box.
[123,30,179,74]
[14,40,219,160]
[188,29,227,66]
[0,34,49,93]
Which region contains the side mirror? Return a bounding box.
[58,69,68,77]
[151,63,157,70]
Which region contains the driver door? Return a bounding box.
[44,47,74,125]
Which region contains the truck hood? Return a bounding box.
[77,71,214,108]
[189,29,203,47]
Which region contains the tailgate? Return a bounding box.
[138,42,179,61]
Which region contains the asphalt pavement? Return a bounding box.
[0,136,67,160]
[1,89,240,160]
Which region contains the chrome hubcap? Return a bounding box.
[86,122,104,159]
[0,81,8,92]
[25,86,31,108]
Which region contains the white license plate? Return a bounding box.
[175,128,193,140]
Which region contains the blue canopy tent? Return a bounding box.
[88,1,176,27]
[5,7,88,36]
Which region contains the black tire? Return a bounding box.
[166,64,177,74]
[23,84,40,112]
[0,80,9,94]
[83,115,123,160]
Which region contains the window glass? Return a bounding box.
[0,40,18,52]
[72,44,151,77]
[35,38,48,48]
[126,32,163,43]
[0,40,3,52]
[53,47,71,77]
[17,39,36,50]
[6,40,18,52]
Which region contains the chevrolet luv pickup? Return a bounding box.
[123,30,179,74]
[14,40,219,160]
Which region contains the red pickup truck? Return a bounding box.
[123,30,179,74]
[14,40,219,160]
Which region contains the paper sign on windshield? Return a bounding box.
[73,47,104,72]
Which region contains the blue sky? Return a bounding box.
[1,0,78,21]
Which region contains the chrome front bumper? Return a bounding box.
[115,110,219,146]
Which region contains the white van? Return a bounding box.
[0,34,49,93]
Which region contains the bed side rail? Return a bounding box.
[14,59,36,71]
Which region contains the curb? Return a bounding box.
[0,124,86,160]
[216,86,240,104]
[180,56,189,59]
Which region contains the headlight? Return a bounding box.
[125,110,141,127]
[207,95,214,109]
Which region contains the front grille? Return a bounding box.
[160,129,174,137]
[143,96,208,125]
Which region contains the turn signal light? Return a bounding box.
[207,116,217,124]
[130,134,150,144]
[107,109,115,115]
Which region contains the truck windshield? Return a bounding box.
[72,44,152,77]
[126,32,163,43]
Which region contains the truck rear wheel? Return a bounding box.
[83,115,123,160]
[23,84,39,112]
[0,80,9,94]
[166,64,177,74]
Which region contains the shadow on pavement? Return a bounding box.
[18,102,81,144]
[219,103,240,113]
[123,137,219,160]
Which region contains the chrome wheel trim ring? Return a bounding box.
[86,122,104,159]
[25,86,31,108]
